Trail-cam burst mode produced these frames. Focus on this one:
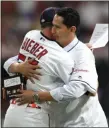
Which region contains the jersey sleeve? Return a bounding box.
[50,57,78,102]
[50,80,87,102]
[50,48,98,103]
[3,31,31,76]
[3,55,18,76]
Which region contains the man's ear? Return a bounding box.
[70,26,76,33]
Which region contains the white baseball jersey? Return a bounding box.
[49,37,108,127]
[19,30,75,92]
[3,30,74,127]
[3,34,108,127]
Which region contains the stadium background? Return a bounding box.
[1,1,109,126]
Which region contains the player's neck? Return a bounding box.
[41,28,52,40]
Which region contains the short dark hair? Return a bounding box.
[56,7,80,28]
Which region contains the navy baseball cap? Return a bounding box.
[40,7,60,26]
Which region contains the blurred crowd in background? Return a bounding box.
[1,1,109,126]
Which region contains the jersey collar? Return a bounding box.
[64,36,79,52]
[40,31,55,41]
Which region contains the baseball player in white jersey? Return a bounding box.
[3,7,74,127]
[44,7,107,127]
[3,7,108,127]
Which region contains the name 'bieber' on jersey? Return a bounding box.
[18,30,74,92]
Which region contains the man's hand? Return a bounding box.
[14,90,56,105]
[17,59,42,83]
[15,90,35,105]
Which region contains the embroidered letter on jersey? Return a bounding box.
[21,37,48,59]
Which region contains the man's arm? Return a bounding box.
[14,80,87,105]
[16,74,95,105]
[3,56,42,83]
[15,90,54,105]
[4,55,19,76]
[15,59,88,104]
[13,43,94,104]
[15,53,98,105]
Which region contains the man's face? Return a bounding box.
[52,14,72,46]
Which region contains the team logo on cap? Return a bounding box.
[41,19,45,23]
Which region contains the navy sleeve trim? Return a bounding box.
[70,79,96,91]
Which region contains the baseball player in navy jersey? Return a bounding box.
[3,7,108,127]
